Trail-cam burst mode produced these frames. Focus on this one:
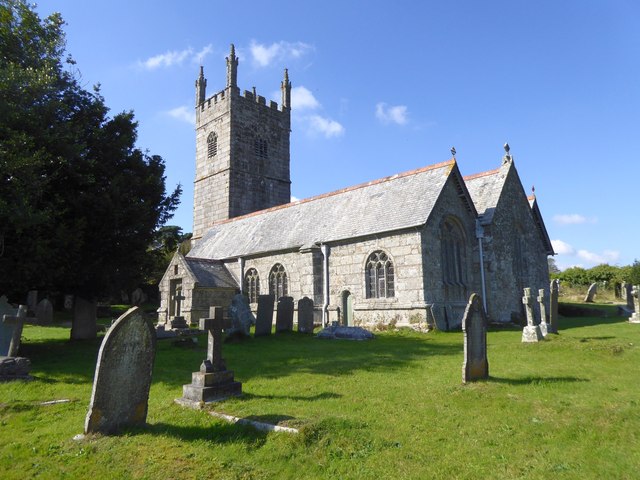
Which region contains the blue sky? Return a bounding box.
[34,0,639,270]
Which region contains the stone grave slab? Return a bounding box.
[84,307,156,435]
[255,295,274,336]
[297,297,314,334]
[275,296,294,333]
[462,293,489,383]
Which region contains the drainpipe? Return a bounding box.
[475,219,488,314]
[238,257,245,294]
[321,244,330,327]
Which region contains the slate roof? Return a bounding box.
[184,257,238,288]
[463,164,507,225]
[189,160,459,260]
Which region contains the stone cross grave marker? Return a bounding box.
[85,307,156,435]
[0,297,27,357]
[169,290,188,329]
[255,295,274,336]
[629,286,640,324]
[522,288,543,343]
[179,306,242,404]
[584,283,598,303]
[537,289,549,337]
[549,279,559,334]
[462,293,489,383]
[297,297,315,333]
[275,296,294,333]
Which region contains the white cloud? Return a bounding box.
[138,48,194,70]
[375,102,408,125]
[309,115,344,138]
[249,40,313,68]
[291,86,320,111]
[166,105,195,125]
[291,195,300,202]
[553,214,597,225]
[551,239,575,255]
[194,44,213,64]
[577,249,620,265]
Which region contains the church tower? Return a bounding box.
[192,44,292,240]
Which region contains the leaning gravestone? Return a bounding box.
[35,298,53,325]
[297,297,315,333]
[228,294,255,337]
[548,279,559,334]
[584,283,598,303]
[0,296,27,356]
[522,288,543,343]
[629,286,640,324]
[255,295,274,336]
[84,307,156,435]
[537,289,549,337]
[462,293,489,383]
[275,296,294,333]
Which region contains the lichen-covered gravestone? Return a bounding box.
[584,283,598,303]
[297,297,315,333]
[84,307,156,435]
[228,294,255,337]
[255,295,274,336]
[629,286,640,324]
[521,288,543,343]
[462,293,489,383]
[275,296,294,333]
[548,279,559,334]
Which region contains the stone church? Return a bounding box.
[158,45,554,331]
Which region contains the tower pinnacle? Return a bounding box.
[281,68,291,109]
[226,44,238,89]
[195,65,207,106]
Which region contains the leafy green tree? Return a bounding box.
[627,260,640,285]
[0,1,181,335]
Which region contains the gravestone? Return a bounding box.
[179,306,242,404]
[169,290,188,329]
[521,288,543,343]
[275,296,294,333]
[584,283,598,303]
[297,297,315,333]
[0,297,27,356]
[620,282,627,300]
[255,295,274,336]
[71,297,97,340]
[27,290,38,314]
[548,279,559,334]
[131,287,146,306]
[537,289,549,337]
[35,298,53,325]
[629,286,640,324]
[625,283,634,310]
[228,294,255,337]
[462,293,489,383]
[85,307,156,435]
[0,356,31,381]
[64,294,74,310]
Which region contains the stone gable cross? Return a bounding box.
[199,306,226,373]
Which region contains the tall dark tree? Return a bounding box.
[0,1,181,336]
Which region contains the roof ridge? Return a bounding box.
[212,158,457,227]
[463,166,501,181]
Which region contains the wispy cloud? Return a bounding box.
[552,238,620,269]
[375,102,408,125]
[551,239,575,255]
[280,84,343,139]
[249,40,313,68]
[137,44,213,70]
[553,214,597,225]
[166,105,195,125]
[577,249,620,265]
[309,115,344,138]
[291,86,320,111]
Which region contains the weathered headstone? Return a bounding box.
[297,297,315,334]
[85,307,156,434]
[584,282,598,303]
[64,294,74,310]
[537,289,549,337]
[629,286,640,324]
[548,279,559,334]
[522,288,543,343]
[0,297,27,356]
[620,282,627,300]
[462,293,489,383]
[35,298,53,325]
[228,294,255,337]
[71,297,97,340]
[255,295,274,336]
[131,287,146,306]
[625,283,634,310]
[179,306,242,404]
[27,290,38,314]
[0,356,31,381]
[275,296,294,333]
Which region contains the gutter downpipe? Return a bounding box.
[476,219,488,314]
[238,257,245,294]
[321,244,329,327]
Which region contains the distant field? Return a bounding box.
[1,305,639,479]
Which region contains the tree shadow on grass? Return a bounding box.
[488,375,589,386]
[240,391,342,402]
[145,420,269,446]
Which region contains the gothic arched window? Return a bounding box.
[244,268,260,303]
[441,217,467,301]
[365,250,395,298]
[269,263,288,299]
[207,132,217,158]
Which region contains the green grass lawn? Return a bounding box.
[2,307,639,479]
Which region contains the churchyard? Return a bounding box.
[1,302,639,479]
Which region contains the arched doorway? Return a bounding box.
[341,290,354,326]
